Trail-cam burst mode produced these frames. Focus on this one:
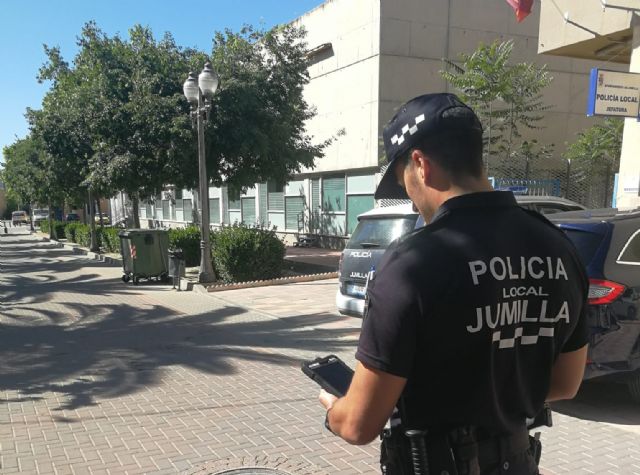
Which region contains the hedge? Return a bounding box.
[168,226,201,267]
[212,224,285,283]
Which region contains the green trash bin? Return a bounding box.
[119,229,169,285]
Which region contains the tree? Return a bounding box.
[441,40,552,169]
[564,118,623,174]
[29,21,329,232]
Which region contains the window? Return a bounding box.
[241,197,256,225]
[227,188,241,223]
[347,195,375,234]
[175,198,184,222]
[618,230,640,264]
[285,196,305,231]
[267,181,284,211]
[183,199,193,222]
[322,177,345,212]
[346,174,375,235]
[162,200,170,221]
[209,198,220,224]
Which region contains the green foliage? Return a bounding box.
[40,219,50,234]
[53,221,67,240]
[74,224,92,248]
[1,135,58,208]
[212,224,285,283]
[168,226,201,266]
[441,40,552,164]
[40,220,67,240]
[64,222,81,242]
[98,227,121,253]
[564,118,623,174]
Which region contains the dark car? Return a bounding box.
[515,195,586,215]
[336,195,588,318]
[65,213,80,222]
[549,208,640,402]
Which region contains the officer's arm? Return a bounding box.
[325,361,406,445]
[546,344,588,401]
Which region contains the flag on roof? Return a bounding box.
[506,0,534,22]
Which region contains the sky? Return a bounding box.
[0,0,325,163]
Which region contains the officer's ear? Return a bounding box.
[410,149,431,185]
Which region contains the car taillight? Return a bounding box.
[338,252,343,277]
[588,279,625,305]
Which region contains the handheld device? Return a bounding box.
[301,354,354,397]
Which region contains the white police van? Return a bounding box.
[336,204,420,317]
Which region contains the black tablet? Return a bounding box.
[301,354,354,397]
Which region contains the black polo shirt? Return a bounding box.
[356,191,589,435]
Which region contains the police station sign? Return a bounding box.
[587,68,640,118]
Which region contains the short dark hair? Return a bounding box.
[404,108,484,180]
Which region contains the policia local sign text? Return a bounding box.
[587,68,640,118]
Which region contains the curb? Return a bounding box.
[38,234,123,266]
[198,271,339,293]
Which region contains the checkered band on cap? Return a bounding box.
[389,113,426,146]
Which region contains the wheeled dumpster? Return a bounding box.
[119,229,169,284]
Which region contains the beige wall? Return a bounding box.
[539,0,634,61]
[294,0,630,178]
[538,1,639,209]
[295,0,381,174]
[378,0,623,161]
[617,20,640,210]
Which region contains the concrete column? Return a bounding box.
[617,18,640,210]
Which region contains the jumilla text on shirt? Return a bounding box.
[466,256,569,333]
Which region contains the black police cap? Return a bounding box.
[375,93,483,200]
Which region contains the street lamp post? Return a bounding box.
[183,62,219,283]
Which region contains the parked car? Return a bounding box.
[515,195,586,215]
[337,195,588,318]
[336,204,419,317]
[95,213,110,225]
[32,208,49,226]
[65,213,80,222]
[549,208,640,402]
[11,210,29,226]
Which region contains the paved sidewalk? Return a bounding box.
[1,230,640,474]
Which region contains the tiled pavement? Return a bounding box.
[1,229,640,474]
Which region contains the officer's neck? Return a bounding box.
[423,176,494,221]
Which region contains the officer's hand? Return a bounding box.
[318,389,338,410]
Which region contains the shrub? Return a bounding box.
[168,226,201,266]
[40,219,50,234]
[74,224,92,247]
[212,224,286,283]
[98,227,120,253]
[64,222,80,242]
[53,221,67,240]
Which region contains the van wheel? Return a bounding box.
[628,372,640,403]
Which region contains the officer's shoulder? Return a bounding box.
[520,208,569,238]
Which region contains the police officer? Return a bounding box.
[318,93,589,474]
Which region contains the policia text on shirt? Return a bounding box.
[314,93,588,475]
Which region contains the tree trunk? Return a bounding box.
[88,190,99,252]
[132,194,140,229]
[96,199,104,227]
[48,200,55,240]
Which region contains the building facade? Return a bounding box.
[539,0,639,210]
[127,0,623,244]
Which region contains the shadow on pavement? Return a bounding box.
[551,380,640,425]
[0,236,358,412]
